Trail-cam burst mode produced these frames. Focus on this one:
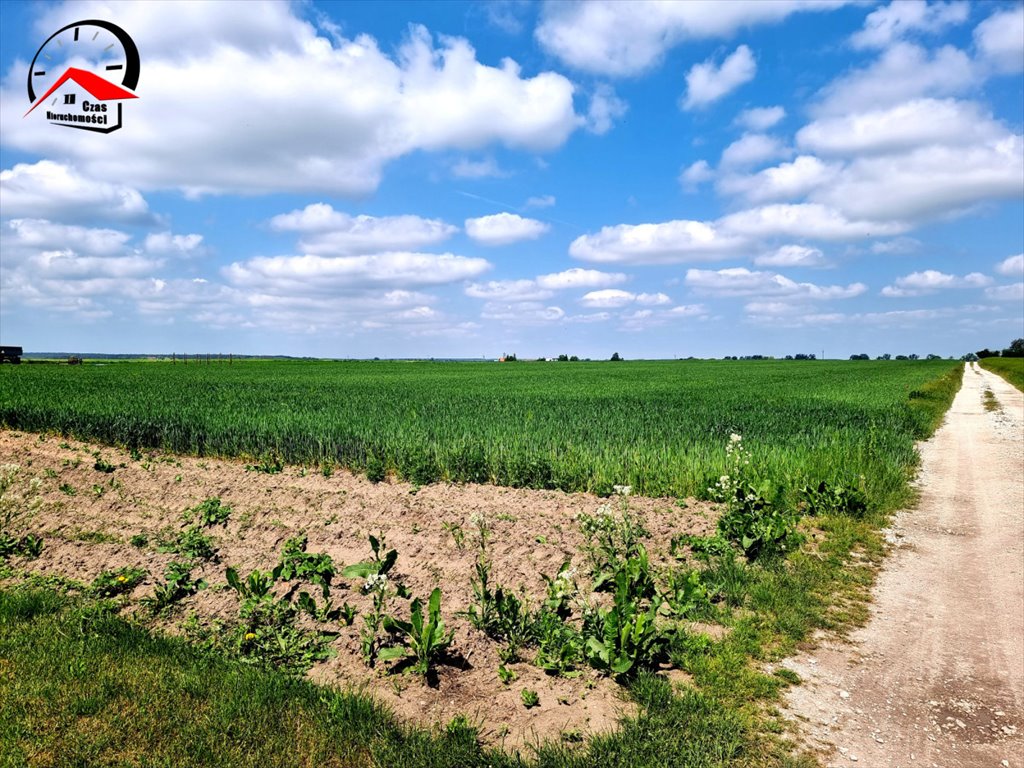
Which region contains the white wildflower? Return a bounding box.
[612,484,632,496]
[363,573,389,593]
[730,433,742,443]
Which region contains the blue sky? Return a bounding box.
[0,0,1021,359]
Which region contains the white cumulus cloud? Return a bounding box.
[579,289,671,308]
[535,1,845,76]
[223,252,491,294]
[850,0,969,50]
[719,204,907,240]
[585,84,628,134]
[719,133,791,168]
[734,105,786,131]
[995,254,1024,277]
[269,204,457,254]
[880,269,992,297]
[682,45,757,110]
[0,161,153,224]
[753,245,828,268]
[535,268,627,290]
[814,42,977,117]
[2,5,581,197]
[464,213,550,246]
[974,4,1024,73]
[718,156,835,202]
[465,280,553,301]
[985,283,1024,302]
[686,267,866,299]
[570,219,746,264]
[797,99,1008,156]
[679,160,715,190]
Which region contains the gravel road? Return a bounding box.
[785,363,1024,768]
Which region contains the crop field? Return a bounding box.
[0,359,965,767]
[0,359,961,510]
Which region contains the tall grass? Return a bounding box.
[980,357,1024,393]
[0,360,960,509]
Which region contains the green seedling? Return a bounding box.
[342,534,396,580]
[146,561,204,613]
[497,664,517,685]
[274,534,335,598]
[189,497,232,527]
[442,521,465,550]
[93,458,115,473]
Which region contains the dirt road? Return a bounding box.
[785,363,1024,767]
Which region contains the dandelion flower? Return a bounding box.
[244,632,256,640]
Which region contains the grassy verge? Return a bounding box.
[0,366,963,768]
[980,357,1024,393]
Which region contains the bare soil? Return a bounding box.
[0,428,718,751]
[784,363,1024,768]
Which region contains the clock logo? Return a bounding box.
[24,19,140,133]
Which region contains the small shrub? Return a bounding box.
[521,688,540,709]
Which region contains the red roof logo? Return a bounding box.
[25,67,137,117]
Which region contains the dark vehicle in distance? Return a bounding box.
[0,346,23,364]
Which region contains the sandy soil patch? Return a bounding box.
[0,428,718,751]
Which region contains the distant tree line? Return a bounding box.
[849,353,944,360]
[974,338,1024,360]
[722,354,815,360]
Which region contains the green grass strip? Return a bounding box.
[980,357,1024,393]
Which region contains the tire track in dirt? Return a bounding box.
[785,363,1024,767]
